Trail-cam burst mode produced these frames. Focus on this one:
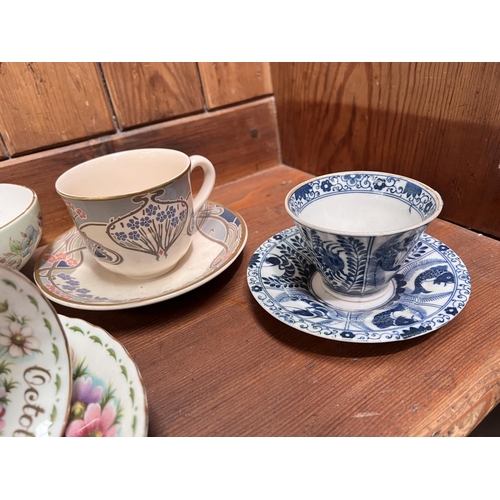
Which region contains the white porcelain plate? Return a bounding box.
[34,201,247,310]
[60,314,148,437]
[0,267,72,437]
[247,227,471,343]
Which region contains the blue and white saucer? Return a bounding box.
[247,227,471,343]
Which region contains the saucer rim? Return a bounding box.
[0,267,72,436]
[59,314,149,437]
[33,201,248,311]
[247,226,471,344]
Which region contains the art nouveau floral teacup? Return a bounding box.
[56,149,216,280]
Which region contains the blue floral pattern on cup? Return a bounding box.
[297,225,424,296]
[103,193,189,262]
[286,172,441,298]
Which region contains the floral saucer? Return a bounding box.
[247,227,471,343]
[34,202,247,310]
[60,315,148,437]
[0,267,72,436]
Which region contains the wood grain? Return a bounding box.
[0,97,279,244]
[21,165,500,436]
[100,63,205,130]
[0,136,8,160]
[0,62,115,155]
[271,62,500,238]
[198,62,273,109]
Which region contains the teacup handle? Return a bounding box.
[190,155,216,215]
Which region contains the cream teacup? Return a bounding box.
[56,148,216,280]
[0,184,43,271]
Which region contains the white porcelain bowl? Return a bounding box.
[0,184,43,271]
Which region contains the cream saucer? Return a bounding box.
[0,267,72,437]
[34,201,247,310]
[247,227,471,343]
[60,314,148,437]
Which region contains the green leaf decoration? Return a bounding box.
[55,373,61,393]
[44,318,52,334]
[89,335,102,345]
[101,384,116,408]
[107,348,117,360]
[2,279,16,289]
[2,377,17,392]
[0,300,8,313]
[50,405,57,424]
[129,386,135,404]
[9,239,22,254]
[27,295,39,310]
[73,358,89,379]
[132,415,137,436]
[69,325,85,335]
[120,365,128,380]
[0,359,13,375]
[52,343,59,362]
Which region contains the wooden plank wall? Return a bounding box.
[0,62,278,244]
[270,62,500,239]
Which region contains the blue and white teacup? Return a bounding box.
[56,148,216,280]
[285,171,443,302]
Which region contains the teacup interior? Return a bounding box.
[287,173,441,234]
[56,149,190,198]
[0,184,35,227]
[299,194,423,232]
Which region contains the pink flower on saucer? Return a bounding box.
[0,322,40,358]
[69,376,104,421]
[44,284,71,299]
[47,252,68,263]
[65,402,119,437]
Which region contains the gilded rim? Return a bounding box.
[55,149,192,201]
[0,184,38,231]
[33,201,248,310]
[285,170,444,237]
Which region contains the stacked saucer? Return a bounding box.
[0,266,71,436]
[0,266,148,437]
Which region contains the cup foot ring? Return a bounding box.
[311,275,396,311]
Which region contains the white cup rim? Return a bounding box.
[56,148,191,201]
[0,184,38,230]
[285,170,444,237]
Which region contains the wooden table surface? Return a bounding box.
[22,164,500,436]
